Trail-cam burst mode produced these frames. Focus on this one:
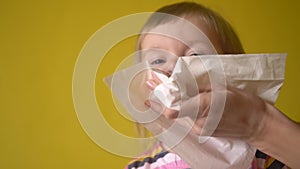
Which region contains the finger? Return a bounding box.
[146,92,179,119]
[145,80,157,90]
[146,98,179,119]
[151,70,163,84]
[176,91,211,119]
[179,94,201,118]
[198,83,228,93]
[211,128,249,140]
[198,92,211,117]
[191,117,206,135]
[198,84,212,93]
[162,108,179,119]
[145,99,164,114]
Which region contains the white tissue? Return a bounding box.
[153,72,181,111]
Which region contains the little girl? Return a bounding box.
[125,2,287,169]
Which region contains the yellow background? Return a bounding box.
[1,0,299,168]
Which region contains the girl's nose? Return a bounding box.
[153,64,173,77]
[165,67,173,77]
[160,60,176,77]
[154,66,171,77]
[166,57,178,75]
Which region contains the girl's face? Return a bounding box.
[140,17,222,76]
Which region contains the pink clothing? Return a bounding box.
[125,142,287,169]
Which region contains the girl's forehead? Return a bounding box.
[141,34,186,49]
[142,19,216,50]
[140,19,218,54]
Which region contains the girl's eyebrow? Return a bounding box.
[144,47,164,52]
[142,50,155,57]
[143,49,165,56]
[144,45,175,52]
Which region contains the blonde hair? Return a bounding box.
[135,2,244,62]
[135,2,244,137]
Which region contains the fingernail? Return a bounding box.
[151,71,157,78]
[144,100,151,107]
[146,81,154,89]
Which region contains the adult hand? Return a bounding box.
[146,84,268,142]
[190,86,267,142]
[145,82,300,168]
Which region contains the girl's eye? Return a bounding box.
[190,53,202,56]
[151,59,166,65]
